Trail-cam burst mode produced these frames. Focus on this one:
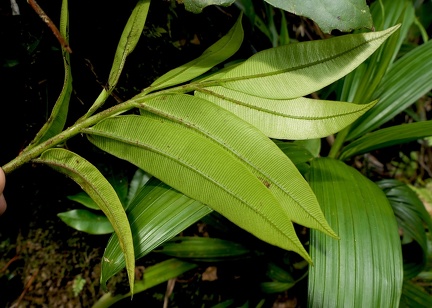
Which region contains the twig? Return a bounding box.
[11,268,40,308]
[27,0,72,53]
[0,255,20,273]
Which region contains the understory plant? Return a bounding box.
[2,0,432,306]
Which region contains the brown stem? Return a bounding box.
[27,0,72,53]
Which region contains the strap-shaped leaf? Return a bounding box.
[339,120,432,160]
[264,0,372,33]
[378,179,432,279]
[84,0,150,118]
[212,25,399,99]
[33,149,135,293]
[308,158,403,307]
[137,94,337,238]
[346,39,432,140]
[195,86,376,139]
[27,0,72,148]
[148,13,243,92]
[100,177,212,288]
[85,115,312,262]
[155,236,250,261]
[94,259,197,307]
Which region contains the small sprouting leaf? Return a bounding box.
[264,0,373,33]
[58,209,114,234]
[183,0,235,13]
[86,115,312,262]
[148,13,243,92]
[212,25,399,99]
[34,149,135,293]
[195,86,376,139]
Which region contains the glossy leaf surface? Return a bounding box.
[308,158,403,307]
[195,86,376,139]
[265,0,372,33]
[58,209,114,234]
[86,115,312,262]
[34,149,135,293]
[183,0,235,13]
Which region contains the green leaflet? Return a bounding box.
[33,149,135,293]
[85,115,312,262]
[137,93,337,238]
[308,158,403,307]
[148,13,243,92]
[400,280,432,307]
[27,0,72,148]
[93,259,197,307]
[264,0,372,33]
[83,0,150,118]
[339,120,432,160]
[58,209,114,235]
[99,177,212,288]
[195,86,376,139]
[212,25,399,99]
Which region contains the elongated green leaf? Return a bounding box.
[210,26,399,99]
[339,120,432,160]
[265,0,372,33]
[195,86,376,139]
[27,0,72,148]
[346,39,432,140]
[93,259,197,308]
[378,179,432,279]
[125,168,151,207]
[100,177,211,288]
[308,158,403,307]
[83,0,150,118]
[400,280,432,308]
[148,14,243,92]
[155,236,250,261]
[86,115,312,262]
[136,93,336,238]
[58,209,114,234]
[33,149,135,293]
[338,0,414,105]
[183,0,235,13]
